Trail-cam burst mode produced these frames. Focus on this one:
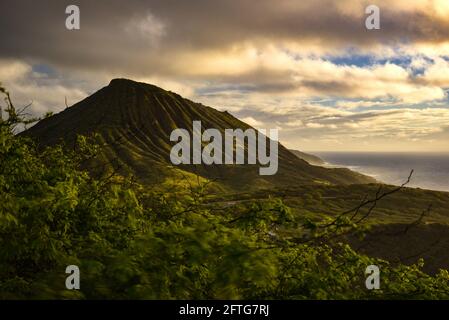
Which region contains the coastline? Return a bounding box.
[310,151,449,192]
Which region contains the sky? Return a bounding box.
[2,0,449,151]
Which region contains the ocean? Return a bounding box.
[313,152,449,192]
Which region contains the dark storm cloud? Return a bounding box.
[1,0,449,77]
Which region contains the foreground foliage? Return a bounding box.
[1,86,448,299]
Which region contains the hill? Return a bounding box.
[290,149,326,166]
[23,78,375,190]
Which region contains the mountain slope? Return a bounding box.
[23,78,375,190]
[290,150,326,166]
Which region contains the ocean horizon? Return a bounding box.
[312,151,449,192]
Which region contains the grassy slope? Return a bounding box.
[207,183,449,273]
[23,78,375,190]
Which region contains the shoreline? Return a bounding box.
[312,151,449,193]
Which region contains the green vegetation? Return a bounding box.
[1,85,449,299]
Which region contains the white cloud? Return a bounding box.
[0,59,87,115]
[125,12,166,43]
[240,116,264,127]
[0,60,31,81]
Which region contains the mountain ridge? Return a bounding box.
[22,78,376,190]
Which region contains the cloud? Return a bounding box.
[2,1,449,151]
[279,107,449,151]
[0,59,88,114]
[240,116,264,128]
[419,57,449,86]
[125,12,166,43]
[2,0,449,74]
[0,60,31,81]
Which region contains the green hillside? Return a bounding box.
[23,79,374,191]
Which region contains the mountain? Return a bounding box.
[290,150,326,166]
[22,78,375,190]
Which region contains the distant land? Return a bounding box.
[289,150,326,166]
